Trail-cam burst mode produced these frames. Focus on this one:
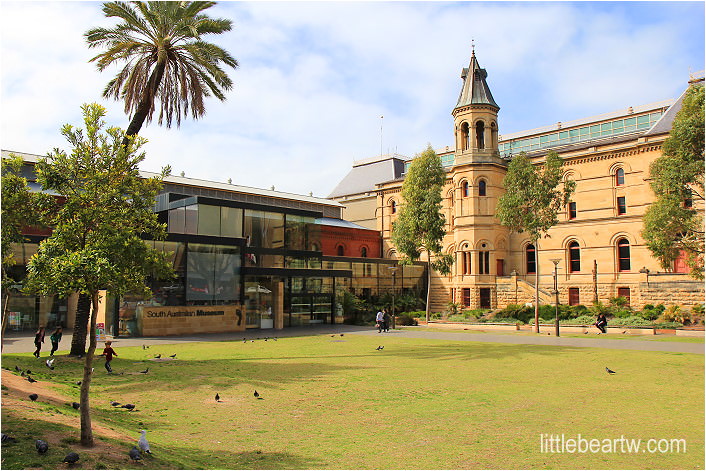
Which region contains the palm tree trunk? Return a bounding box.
[1,292,9,352]
[121,60,167,146]
[70,293,91,356]
[79,290,99,447]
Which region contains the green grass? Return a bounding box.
[412,326,705,343]
[2,334,703,469]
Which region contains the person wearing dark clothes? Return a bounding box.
[49,326,63,356]
[382,309,390,332]
[101,341,118,373]
[595,313,608,334]
[33,327,45,358]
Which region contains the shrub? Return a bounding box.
[613,308,634,319]
[589,301,612,317]
[659,305,691,325]
[478,317,523,324]
[653,321,684,329]
[570,305,589,316]
[445,302,462,317]
[691,304,705,325]
[562,315,596,325]
[396,313,418,326]
[608,316,653,327]
[463,309,487,319]
[609,296,630,309]
[496,304,535,323]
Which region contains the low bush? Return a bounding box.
[478,317,523,324]
[653,321,684,329]
[561,315,596,325]
[659,305,691,325]
[496,304,535,323]
[396,313,418,326]
[613,308,634,319]
[608,316,653,327]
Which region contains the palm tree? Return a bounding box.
[85,1,238,144]
[67,1,237,357]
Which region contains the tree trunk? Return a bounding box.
[70,293,91,356]
[1,292,9,352]
[121,60,167,147]
[79,291,99,447]
[426,251,432,324]
[534,247,540,334]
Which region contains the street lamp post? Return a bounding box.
[388,266,398,330]
[550,258,561,337]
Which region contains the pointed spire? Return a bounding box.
[454,46,499,111]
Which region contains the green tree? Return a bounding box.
[85,1,238,144]
[643,84,705,279]
[0,156,53,347]
[24,103,173,446]
[496,151,575,332]
[391,144,453,323]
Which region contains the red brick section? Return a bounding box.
[319,224,382,258]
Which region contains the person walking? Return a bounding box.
[375,309,384,333]
[382,308,390,332]
[595,313,607,334]
[101,341,118,373]
[49,326,63,356]
[33,327,45,358]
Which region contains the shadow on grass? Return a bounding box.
[1,407,323,470]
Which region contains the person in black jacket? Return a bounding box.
[33,327,45,358]
[595,313,607,334]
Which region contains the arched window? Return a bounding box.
[617,238,631,272]
[569,241,581,272]
[462,181,469,197]
[460,245,472,275]
[478,179,487,197]
[390,200,396,214]
[361,247,367,258]
[337,245,345,256]
[490,122,498,148]
[476,121,485,149]
[461,122,470,150]
[526,244,536,274]
[615,168,625,186]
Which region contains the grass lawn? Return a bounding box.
[409,326,706,343]
[2,333,703,469]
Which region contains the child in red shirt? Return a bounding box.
[101,341,118,373]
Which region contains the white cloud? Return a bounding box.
[2,1,704,196]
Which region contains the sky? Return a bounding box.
[1,1,704,198]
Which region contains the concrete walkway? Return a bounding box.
[2,324,703,355]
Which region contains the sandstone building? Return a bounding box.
[330,49,704,311]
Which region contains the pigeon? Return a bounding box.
[46,358,55,370]
[121,403,136,411]
[139,368,149,374]
[110,401,121,407]
[26,376,37,383]
[138,430,151,454]
[272,337,277,341]
[215,393,220,402]
[169,354,177,358]
[154,354,161,359]
[376,346,384,350]
[1,433,16,443]
[621,330,627,334]
[14,365,21,373]
[606,367,616,374]
[62,452,79,464]
[36,439,49,454]
[72,402,80,410]
[340,334,344,337]
[254,390,262,399]
[142,345,149,350]
[129,446,142,462]
[330,335,335,337]
[21,370,26,377]
[29,393,38,401]
[75,381,82,386]
[26,370,32,375]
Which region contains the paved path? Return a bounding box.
[2,324,702,354]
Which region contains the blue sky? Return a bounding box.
[1,1,704,197]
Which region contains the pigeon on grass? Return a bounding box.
[138,430,151,454]
[72,402,80,410]
[169,354,177,359]
[139,368,149,374]
[110,401,121,407]
[605,367,616,374]
[215,393,221,402]
[2,433,17,443]
[36,439,49,454]
[26,376,37,383]
[46,358,55,370]
[121,403,136,411]
[129,446,142,462]
[29,393,38,401]
[62,452,79,464]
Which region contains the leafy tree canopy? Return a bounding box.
[496,151,575,243]
[24,103,174,299]
[643,83,705,278]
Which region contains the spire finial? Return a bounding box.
[471,39,475,56]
